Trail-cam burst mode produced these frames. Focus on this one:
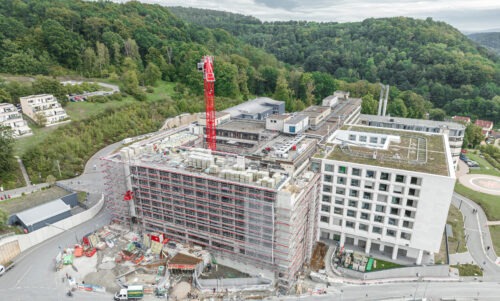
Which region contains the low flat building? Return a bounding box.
[8,199,72,232]
[358,114,465,168]
[222,97,284,120]
[301,106,331,130]
[452,116,471,124]
[312,125,455,265]
[20,94,70,126]
[0,103,32,138]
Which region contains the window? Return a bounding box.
[311,162,321,172]
[323,185,332,193]
[359,135,367,142]
[320,216,330,223]
[390,207,400,216]
[335,197,344,205]
[405,210,415,218]
[289,126,296,133]
[386,229,396,237]
[375,205,386,213]
[352,168,361,176]
[334,207,343,215]
[393,186,404,194]
[346,221,355,229]
[364,181,374,189]
[360,212,370,220]
[370,136,378,143]
[363,192,372,200]
[359,223,369,231]
[337,177,346,185]
[406,199,417,208]
[377,194,388,203]
[362,202,371,210]
[388,218,398,226]
[349,134,356,141]
[366,170,376,178]
[347,210,356,217]
[323,174,333,182]
[322,195,331,203]
[391,197,401,205]
[395,174,406,183]
[379,183,388,192]
[351,179,360,187]
[349,189,359,197]
[409,188,420,197]
[336,187,346,195]
[321,204,331,213]
[372,226,382,234]
[338,166,347,174]
[380,172,390,181]
[401,232,412,240]
[348,200,358,208]
[410,177,422,186]
[403,220,414,229]
[374,215,384,223]
[325,164,334,172]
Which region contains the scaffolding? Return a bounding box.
[101,128,321,291]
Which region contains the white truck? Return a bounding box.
[114,285,144,301]
[0,262,14,277]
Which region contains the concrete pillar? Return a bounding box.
[392,245,399,260]
[339,233,346,247]
[416,249,424,265]
[365,239,372,254]
[353,237,359,246]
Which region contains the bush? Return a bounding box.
[146,86,154,93]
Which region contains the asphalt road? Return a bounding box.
[452,193,500,280]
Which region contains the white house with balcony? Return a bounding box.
[0,103,32,138]
[20,94,70,126]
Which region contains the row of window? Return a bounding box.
[319,216,412,240]
[322,177,421,197]
[322,186,420,204]
[323,164,422,186]
[322,195,418,209]
[321,205,415,226]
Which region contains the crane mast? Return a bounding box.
[198,56,216,151]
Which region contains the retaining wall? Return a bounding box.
[337,264,450,280]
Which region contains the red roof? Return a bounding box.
[474,119,494,129]
[452,116,470,123]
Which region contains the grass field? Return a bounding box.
[435,204,467,264]
[0,186,69,214]
[489,225,500,256]
[455,183,500,221]
[64,97,135,121]
[466,151,500,177]
[450,264,483,276]
[370,258,403,271]
[14,120,61,156]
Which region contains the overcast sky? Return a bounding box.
[122,0,500,32]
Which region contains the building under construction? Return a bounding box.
[102,94,362,291]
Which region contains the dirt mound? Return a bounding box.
[84,270,119,293]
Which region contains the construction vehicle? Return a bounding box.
[197,56,216,151]
[114,285,144,300]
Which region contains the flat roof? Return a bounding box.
[217,119,266,134]
[15,199,71,226]
[223,97,283,117]
[199,111,231,119]
[302,106,330,116]
[325,125,450,176]
[268,114,292,121]
[286,114,308,124]
[359,114,465,130]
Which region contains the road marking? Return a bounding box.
[15,266,32,288]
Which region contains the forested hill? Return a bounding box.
[469,32,500,55]
[170,7,500,112]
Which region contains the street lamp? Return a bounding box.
[413,273,421,301]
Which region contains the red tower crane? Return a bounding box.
[198,56,216,151]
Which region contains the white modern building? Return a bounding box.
[313,125,456,264]
[0,103,32,138]
[358,114,465,168]
[20,94,69,126]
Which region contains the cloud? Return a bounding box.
[116,0,500,31]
